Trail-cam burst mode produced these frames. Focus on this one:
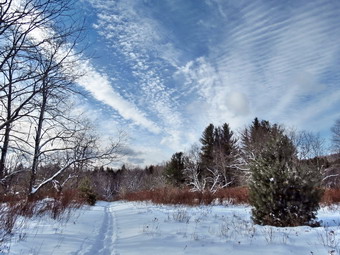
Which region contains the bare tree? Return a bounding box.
[183,144,207,192]
[0,0,82,183]
[29,121,123,196]
[0,0,126,201]
[206,147,244,192]
[289,130,325,160]
[288,130,338,187]
[0,13,42,180]
[322,119,340,188]
[26,36,82,195]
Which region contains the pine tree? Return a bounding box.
[198,123,241,189]
[242,118,277,159]
[78,177,97,206]
[200,124,215,168]
[164,152,185,186]
[245,120,322,227]
[213,123,240,186]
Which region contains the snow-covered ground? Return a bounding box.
[2,201,340,255]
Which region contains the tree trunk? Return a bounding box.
[28,80,47,195]
[0,62,13,183]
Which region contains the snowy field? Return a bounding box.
[2,201,340,255]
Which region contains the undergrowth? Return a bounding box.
[0,189,85,243]
[120,186,249,205]
[321,189,340,205]
[121,187,340,206]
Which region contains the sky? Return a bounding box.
[67,0,340,166]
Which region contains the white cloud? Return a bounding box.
[176,57,251,130]
[87,0,188,149]
[76,62,161,134]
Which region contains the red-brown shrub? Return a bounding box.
[120,186,249,206]
[0,187,86,236]
[121,187,340,207]
[214,187,249,204]
[321,189,340,205]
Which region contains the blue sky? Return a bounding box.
[70,0,340,166]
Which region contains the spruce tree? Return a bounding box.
[164,152,185,186]
[213,123,240,186]
[244,119,322,227]
[200,124,215,168]
[198,123,241,189]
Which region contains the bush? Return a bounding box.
[78,178,97,206]
[321,189,340,205]
[249,129,322,227]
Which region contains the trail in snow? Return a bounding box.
[83,203,118,255]
[5,202,120,255]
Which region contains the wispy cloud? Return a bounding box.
[87,0,189,149]
[78,0,340,164]
[176,0,340,132]
[76,62,161,134]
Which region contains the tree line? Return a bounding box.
[163,118,340,226]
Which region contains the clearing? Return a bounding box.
[2,201,340,254]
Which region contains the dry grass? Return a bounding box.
[321,189,340,205]
[214,187,249,204]
[44,189,85,219]
[0,188,85,238]
[120,186,249,206]
[121,187,340,207]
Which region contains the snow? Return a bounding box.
[2,201,340,254]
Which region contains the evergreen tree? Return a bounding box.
[200,124,215,168]
[145,165,154,175]
[164,152,185,186]
[213,123,240,186]
[244,120,322,226]
[242,118,277,159]
[78,177,97,206]
[199,123,241,189]
[221,123,237,155]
